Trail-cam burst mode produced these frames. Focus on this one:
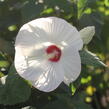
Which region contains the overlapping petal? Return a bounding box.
[61,46,81,85]
[16,17,83,50]
[31,62,64,92]
[15,47,44,81]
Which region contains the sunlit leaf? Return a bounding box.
[0,61,10,67]
[78,0,88,18]
[8,25,17,31]
[44,0,74,14]
[85,96,92,103]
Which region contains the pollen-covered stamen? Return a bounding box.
[46,45,61,62]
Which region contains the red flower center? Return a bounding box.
[46,45,62,62]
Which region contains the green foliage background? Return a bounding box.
[0,0,109,109]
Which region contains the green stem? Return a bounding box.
[94,94,101,109]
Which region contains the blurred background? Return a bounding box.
[0,0,109,109]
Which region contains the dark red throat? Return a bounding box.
[46,45,61,62]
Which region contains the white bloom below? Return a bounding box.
[14,17,83,92]
[0,75,7,85]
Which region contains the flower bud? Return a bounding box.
[79,26,95,44]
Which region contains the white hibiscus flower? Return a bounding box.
[14,17,95,92]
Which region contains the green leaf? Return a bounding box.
[43,94,74,109]
[74,99,92,109]
[0,72,4,78]
[45,0,73,13]
[79,12,104,39]
[72,92,93,109]
[0,66,31,105]
[0,38,14,55]
[78,0,88,18]
[0,61,10,67]
[80,50,106,67]
[21,0,44,23]
[43,93,93,109]
[0,52,10,68]
[78,0,98,19]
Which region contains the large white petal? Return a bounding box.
[61,46,81,85]
[15,22,49,47]
[43,17,83,50]
[14,47,45,81]
[21,17,83,50]
[31,61,64,92]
